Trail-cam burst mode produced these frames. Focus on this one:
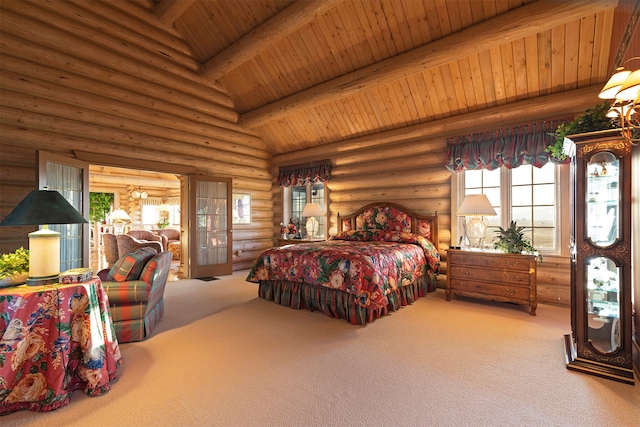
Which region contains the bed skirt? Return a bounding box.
[257,274,436,325]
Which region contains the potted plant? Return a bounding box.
[546,103,615,161]
[0,247,30,286]
[492,221,542,262]
[90,192,114,224]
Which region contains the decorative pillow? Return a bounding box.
[417,219,432,241]
[107,247,157,282]
[355,206,412,232]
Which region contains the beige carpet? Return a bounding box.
[4,270,640,427]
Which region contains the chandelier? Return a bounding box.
[598,57,639,144]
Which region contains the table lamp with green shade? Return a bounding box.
[0,189,88,285]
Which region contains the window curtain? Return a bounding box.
[445,119,570,172]
[277,159,331,187]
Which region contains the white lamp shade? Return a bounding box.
[110,209,131,222]
[457,194,496,217]
[301,203,324,217]
[614,69,640,101]
[599,69,631,99]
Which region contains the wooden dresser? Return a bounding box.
[446,249,538,315]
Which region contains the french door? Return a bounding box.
[188,175,232,278]
[38,152,90,271]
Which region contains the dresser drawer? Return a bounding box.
[449,265,532,285]
[449,251,531,272]
[449,278,531,302]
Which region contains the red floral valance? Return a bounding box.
[445,119,571,172]
[277,159,331,187]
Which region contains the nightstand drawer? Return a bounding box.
[449,279,531,302]
[446,249,537,315]
[449,251,531,272]
[449,265,532,285]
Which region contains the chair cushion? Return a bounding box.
[107,248,157,282]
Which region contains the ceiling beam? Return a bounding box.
[200,0,345,82]
[240,0,619,129]
[154,0,196,26]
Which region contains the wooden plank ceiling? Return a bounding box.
[137,0,620,156]
[23,0,627,158]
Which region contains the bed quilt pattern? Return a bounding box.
[247,230,439,310]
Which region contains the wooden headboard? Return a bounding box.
[337,202,439,249]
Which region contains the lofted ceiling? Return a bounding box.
[127,0,634,156]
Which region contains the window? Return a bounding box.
[457,163,561,253]
[284,183,326,238]
[141,198,180,228]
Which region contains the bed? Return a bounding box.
[246,202,440,325]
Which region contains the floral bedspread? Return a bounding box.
[247,230,440,309]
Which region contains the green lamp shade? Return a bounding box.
[0,190,88,226]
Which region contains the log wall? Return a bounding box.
[271,88,601,307]
[0,1,274,272]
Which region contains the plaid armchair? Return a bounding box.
[99,248,172,343]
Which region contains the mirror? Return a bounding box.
[232,193,251,224]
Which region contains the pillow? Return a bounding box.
[107,248,155,282]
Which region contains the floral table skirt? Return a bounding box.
[0,277,123,414]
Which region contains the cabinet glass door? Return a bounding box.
[585,256,620,353]
[586,152,618,246]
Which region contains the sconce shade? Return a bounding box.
[614,69,640,101]
[456,194,496,217]
[0,189,88,226]
[598,68,631,99]
[301,203,324,217]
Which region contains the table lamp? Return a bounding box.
[457,194,497,249]
[301,202,324,239]
[110,209,131,234]
[0,189,88,285]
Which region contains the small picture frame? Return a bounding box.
[232,193,251,224]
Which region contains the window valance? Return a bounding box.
[277,159,331,187]
[445,119,570,172]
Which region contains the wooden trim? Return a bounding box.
[73,151,197,175]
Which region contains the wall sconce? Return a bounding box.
[457,194,497,249]
[598,56,639,144]
[109,209,131,234]
[301,202,324,240]
[0,189,88,285]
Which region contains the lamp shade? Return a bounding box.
[0,189,88,226]
[615,69,640,101]
[110,209,131,222]
[598,68,631,99]
[301,203,324,217]
[457,194,496,217]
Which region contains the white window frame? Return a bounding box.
[451,163,571,257]
[282,182,327,239]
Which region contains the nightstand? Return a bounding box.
[446,249,537,315]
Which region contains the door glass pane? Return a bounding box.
[586,256,620,353]
[196,181,228,265]
[46,162,83,271]
[586,152,618,246]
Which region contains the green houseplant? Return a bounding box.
[0,247,30,285]
[492,221,541,261]
[90,192,114,223]
[547,103,615,161]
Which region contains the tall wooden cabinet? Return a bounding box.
[563,130,637,385]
